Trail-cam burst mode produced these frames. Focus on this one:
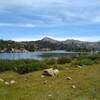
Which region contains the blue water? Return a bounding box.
[0,50,79,60]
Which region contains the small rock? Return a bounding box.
[48,94,52,97]
[77,65,82,68]
[72,85,76,89]
[41,75,45,78]
[5,82,10,85]
[24,77,28,81]
[43,80,47,84]
[0,78,4,82]
[24,78,27,81]
[65,77,72,80]
[10,80,16,84]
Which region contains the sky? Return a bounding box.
[0,0,100,41]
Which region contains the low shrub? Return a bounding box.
[0,60,47,74]
[44,58,57,65]
[77,59,94,66]
[13,62,47,74]
[0,60,13,72]
[71,56,95,66]
[52,64,65,70]
[57,56,72,64]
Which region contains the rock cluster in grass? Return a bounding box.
[0,78,16,85]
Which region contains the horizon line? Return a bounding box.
[0,36,100,42]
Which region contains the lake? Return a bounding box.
[0,50,80,60]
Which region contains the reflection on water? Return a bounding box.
[0,50,80,60]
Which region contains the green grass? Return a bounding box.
[0,64,100,100]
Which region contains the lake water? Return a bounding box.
[0,50,80,60]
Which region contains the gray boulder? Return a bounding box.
[43,68,59,77]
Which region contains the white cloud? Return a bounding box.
[23,24,35,28]
[0,0,100,26]
[0,23,35,28]
[12,38,34,41]
[92,15,100,23]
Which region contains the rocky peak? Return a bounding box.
[41,37,58,43]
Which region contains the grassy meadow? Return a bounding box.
[0,54,100,100]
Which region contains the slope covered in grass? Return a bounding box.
[0,64,100,100]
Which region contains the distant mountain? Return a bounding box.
[41,37,59,43]
[63,39,83,44]
[31,37,100,51]
[0,37,100,52]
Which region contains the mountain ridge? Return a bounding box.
[0,37,100,52]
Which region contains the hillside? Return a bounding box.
[0,37,100,52]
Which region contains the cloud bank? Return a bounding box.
[0,0,100,27]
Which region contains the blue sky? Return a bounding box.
[0,0,100,41]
